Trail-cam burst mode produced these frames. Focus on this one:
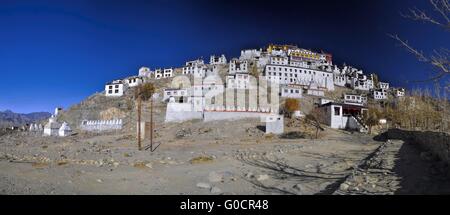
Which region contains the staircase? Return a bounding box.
[352,115,368,133]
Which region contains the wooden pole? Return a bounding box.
[137,88,142,151]
[150,95,153,151]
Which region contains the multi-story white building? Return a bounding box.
[229,58,249,74]
[264,64,334,91]
[210,55,227,65]
[351,78,372,91]
[163,68,174,78]
[125,76,144,87]
[270,56,289,65]
[154,69,163,79]
[183,59,206,77]
[343,94,367,106]
[373,89,388,100]
[105,80,126,97]
[379,82,389,90]
[281,85,303,98]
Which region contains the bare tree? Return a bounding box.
[389,0,449,88]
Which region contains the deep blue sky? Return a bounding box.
[0,0,448,113]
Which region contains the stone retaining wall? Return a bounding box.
[386,129,450,164]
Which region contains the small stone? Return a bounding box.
[113,162,119,167]
[210,187,222,194]
[96,179,103,183]
[208,171,223,182]
[196,182,211,189]
[340,183,349,191]
[256,174,270,181]
[293,184,304,191]
[145,163,153,168]
[245,172,254,178]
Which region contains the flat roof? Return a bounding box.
[320,102,367,109]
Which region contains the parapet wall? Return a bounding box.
[386,129,450,164]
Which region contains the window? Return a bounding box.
[108,90,112,94]
[115,90,119,93]
[115,85,119,88]
[109,86,113,89]
[334,106,341,116]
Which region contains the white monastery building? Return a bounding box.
[105,80,126,97]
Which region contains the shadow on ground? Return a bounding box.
[375,129,450,194]
[237,154,351,195]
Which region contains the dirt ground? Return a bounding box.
[0,118,387,195]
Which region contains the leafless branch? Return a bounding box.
[388,34,449,84]
[401,0,450,30]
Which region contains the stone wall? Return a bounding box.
[203,111,271,122]
[80,119,123,131]
[386,129,450,164]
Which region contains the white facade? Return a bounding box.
[229,59,249,74]
[163,88,189,101]
[351,78,371,91]
[210,54,227,65]
[183,59,206,77]
[265,114,284,134]
[126,76,143,87]
[163,68,174,78]
[318,103,367,131]
[154,69,163,79]
[153,68,174,79]
[334,74,347,87]
[379,82,389,90]
[226,73,253,89]
[105,80,126,97]
[373,89,387,100]
[281,85,303,98]
[343,94,367,106]
[43,116,60,136]
[264,64,334,91]
[394,88,405,97]
[58,122,72,137]
[270,56,289,65]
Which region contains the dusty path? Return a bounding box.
[335,139,450,195]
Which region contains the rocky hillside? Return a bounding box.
[58,77,173,132]
[0,110,51,128]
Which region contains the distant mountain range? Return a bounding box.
[0,110,51,128]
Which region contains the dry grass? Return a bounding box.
[133,161,151,169]
[57,160,69,166]
[190,156,214,164]
[32,162,49,168]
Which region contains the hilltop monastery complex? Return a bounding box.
[98,44,406,133]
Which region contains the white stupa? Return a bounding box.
[43,115,61,136]
[58,122,72,137]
